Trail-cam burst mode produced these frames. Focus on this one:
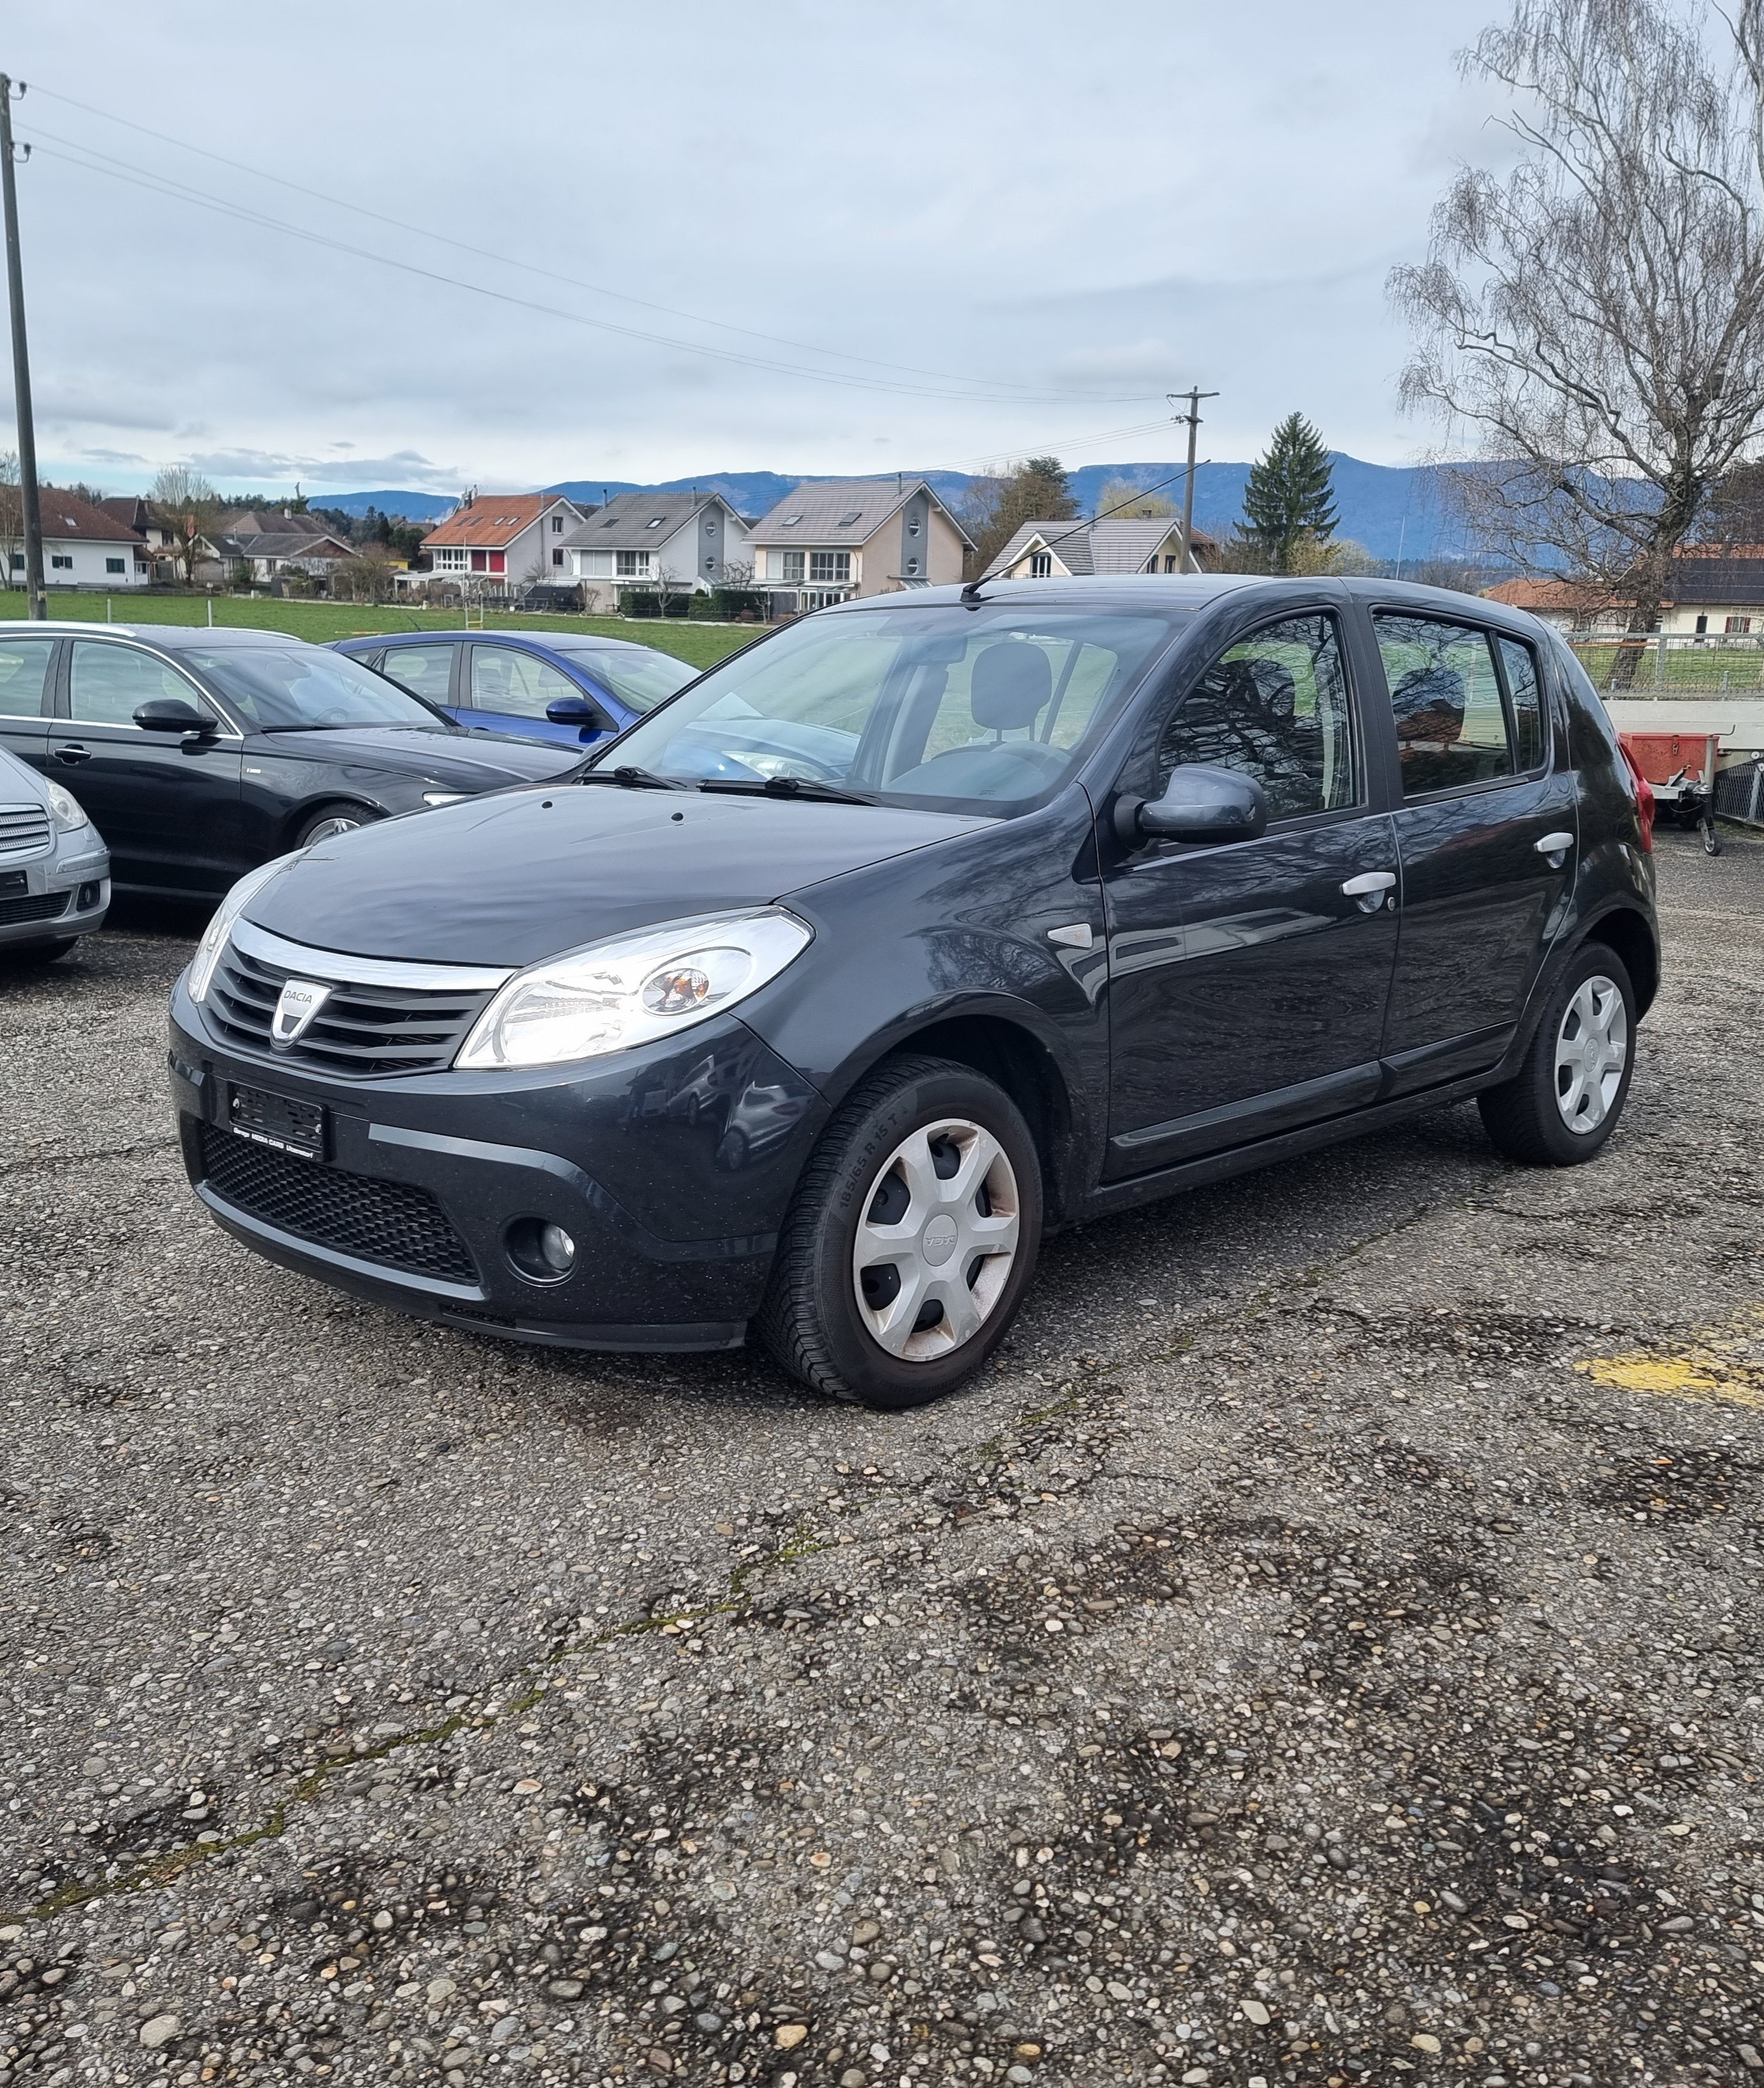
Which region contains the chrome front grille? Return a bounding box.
[205,920,510,1079]
[0,802,51,858]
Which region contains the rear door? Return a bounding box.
[0,634,59,775]
[1100,605,1401,1174]
[463,643,615,747]
[373,641,463,719]
[1367,610,1577,1092]
[52,640,244,893]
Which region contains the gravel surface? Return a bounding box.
[1,839,1761,2088]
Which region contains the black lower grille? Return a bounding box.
[207,945,495,1077]
[0,890,69,926]
[198,1124,477,1283]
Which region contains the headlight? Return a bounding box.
[454,908,812,1070]
[422,791,467,807]
[187,853,300,1004]
[47,782,89,832]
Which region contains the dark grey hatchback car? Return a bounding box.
[168,577,1657,1408]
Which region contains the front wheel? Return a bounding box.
[1702,816,1722,857]
[294,802,376,848]
[758,1054,1042,1408]
[1478,944,1636,1166]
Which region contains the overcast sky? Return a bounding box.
[1,1,1516,498]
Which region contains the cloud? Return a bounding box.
[179,446,464,492]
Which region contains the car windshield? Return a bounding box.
[591,604,1182,811]
[184,647,452,731]
[548,643,698,713]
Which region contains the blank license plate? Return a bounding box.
[228,1082,327,1161]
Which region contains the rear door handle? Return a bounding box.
[55,743,91,764]
[1340,871,1396,896]
[1535,830,1573,859]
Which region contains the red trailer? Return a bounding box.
[1618,729,1723,855]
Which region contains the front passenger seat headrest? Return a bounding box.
[969,643,1053,732]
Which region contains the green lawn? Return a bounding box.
[0,592,765,671]
[1566,641,1764,695]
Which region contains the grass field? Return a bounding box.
[0,592,765,671]
[1566,640,1764,695]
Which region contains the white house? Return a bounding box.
[747,478,970,610]
[990,516,1218,580]
[418,492,591,591]
[7,492,150,591]
[557,491,754,612]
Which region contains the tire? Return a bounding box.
[757,1053,1043,1409]
[1702,817,1722,857]
[1,936,78,966]
[1478,943,1637,1166]
[294,802,376,848]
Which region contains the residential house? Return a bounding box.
[1485,551,1764,638]
[557,490,754,612]
[210,512,358,590]
[747,479,971,611]
[95,496,183,582]
[416,492,590,592]
[6,493,149,590]
[990,516,1219,580]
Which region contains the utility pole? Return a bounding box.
[0,75,43,619]
[1170,388,1218,574]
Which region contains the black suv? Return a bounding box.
[168,578,1658,1408]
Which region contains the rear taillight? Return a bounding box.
[1619,739,1655,853]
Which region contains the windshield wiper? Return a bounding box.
[578,764,690,792]
[698,776,875,805]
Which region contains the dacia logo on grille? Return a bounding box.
[271,977,333,1047]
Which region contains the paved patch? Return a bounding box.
[1,842,1761,2088]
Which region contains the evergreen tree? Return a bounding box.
[1240,413,1337,572]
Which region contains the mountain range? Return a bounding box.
[312,452,1468,564]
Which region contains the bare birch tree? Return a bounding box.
[1390,0,1764,670]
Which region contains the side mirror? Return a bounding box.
[134,698,216,736]
[545,694,601,726]
[1118,763,1268,847]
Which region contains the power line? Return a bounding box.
[32,82,1147,406]
[22,98,1165,411]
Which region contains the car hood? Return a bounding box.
[245,784,992,966]
[264,725,581,786]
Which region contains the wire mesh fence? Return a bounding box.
[1565,633,1764,694]
[1713,756,1764,827]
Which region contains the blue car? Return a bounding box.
[333,630,704,750]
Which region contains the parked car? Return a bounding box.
[0,730,109,962]
[168,576,1658,1409]
[0,623,582,897]
[334,631,704,750]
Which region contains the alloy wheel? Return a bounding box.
[852,1116,1020,1361]
[303,816,362,844]
[1555,973,1628,1134]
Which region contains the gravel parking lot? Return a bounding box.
[3,832,1762,2088]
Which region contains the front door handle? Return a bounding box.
[1535,830,1573,862]
[54,743,91,764]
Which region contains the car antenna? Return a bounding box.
[958,466,1199,608]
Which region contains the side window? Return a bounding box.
[0,638,56,718]
[1371,613,1516,797]
[377,644,456,704]
[1157,612,1357,821]
[470,647,585,719]
[1497,635,1546,771]
[67,642,206,726]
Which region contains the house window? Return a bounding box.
[8,552,22,570]
[1726,615,1751,634]
[1028,552,1052,578]
[470,550,488,574]
[617,551,651,578]
[1164,555,1181,572]
[552,548,564,567]
[435,546,466,571]
[488,552,505,576]
[809,551,850,583]
[552,514,564,532]
[50,553,73,570]
[777,550,804,582]
[1694,614,1708,635]
[106,557,125,574]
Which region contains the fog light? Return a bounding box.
[77,882,102,910]
[506,1216,577,1283]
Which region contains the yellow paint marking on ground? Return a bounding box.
[1575,1350,1764,1409]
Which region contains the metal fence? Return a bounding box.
[1714,756,1764,828]
[1565,633,1764,695]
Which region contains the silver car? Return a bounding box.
[0,741,109,960]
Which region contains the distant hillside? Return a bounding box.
[311,454,1470,561]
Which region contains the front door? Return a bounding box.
[465,644,614,747]
[1367,611,1578,1093]
[1102,608,1399,1176]
[52,639,244,893]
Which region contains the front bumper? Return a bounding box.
[169,976,827,1351]
[0,835,109,946]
